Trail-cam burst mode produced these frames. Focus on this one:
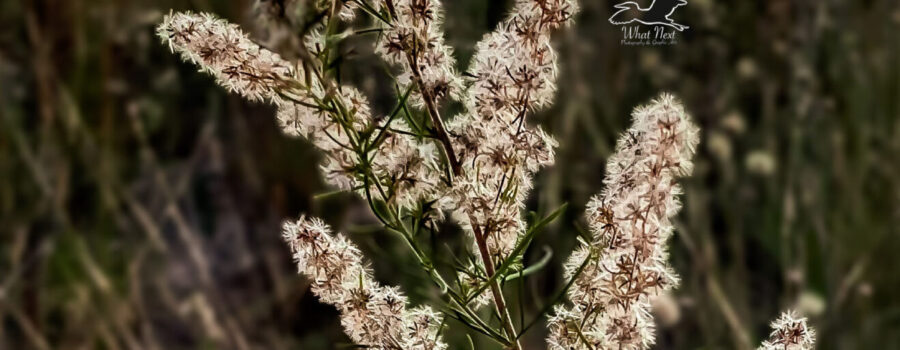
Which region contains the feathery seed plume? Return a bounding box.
[758,310,816,350]
[451,0,579,264]
[376,0,463,108]
[159,11,442,209]
[157,11,293,102]
[547,94,699,349]
[283,217,446,349]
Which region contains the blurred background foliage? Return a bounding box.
[1,0,898,349]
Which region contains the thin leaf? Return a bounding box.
[354,27,384,36]
[352,0,391,25]
[369,85,413,151]
[467,203,568,302]
[503,246,553,283]
[517,252,592,338]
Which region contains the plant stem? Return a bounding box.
[357,3,517,347]
[468,213,522,350]
[382,0,461,178]
[404,53,462,177]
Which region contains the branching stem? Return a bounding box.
[383,0,461,179]
[404,53,462,177]
[468,213,522,350]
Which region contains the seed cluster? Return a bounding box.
[424,1,574,308]
[376,0,463,108]
[758,310,816,350]
[158,3,814,349]
[283,218,446,349]
[157,11,293,102]
[547,94,700,350]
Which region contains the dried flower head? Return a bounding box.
[160,7,450,345]
[339,0,382,21]
[449,0,576,269]
[759,310,816,350]
[155,2,810,349]
[151,3,715,350]
[283,217,446,349]
[376,0,463,107]
[548,94,699,349]
[157,11,293,102]
[160,10,446,209]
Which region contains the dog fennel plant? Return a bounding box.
[156,1,815,349]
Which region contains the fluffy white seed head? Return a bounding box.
[157,11,293,102]
[467,0,579,122]
[547,305,594,350]
[549,94,699,349]
[758,310,816,350]
[446,0,575,265]
[283,217,446,349]
[339,0,382,21]
[161,2,588,346]
[160,11,445,208]
[376,0,463,107]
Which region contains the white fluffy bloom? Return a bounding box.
[376,0,463,107]
[160,2,588,346]
[161,10,448,346]
[467,0,579,121]
[276,85,445,208]
[286,89,367,190]
[157,11,293,102]
[283,217,446,349]
[548,94,699,349]
[403,306,448,350]
[449,0,576,264]
[338,0,382,21]
[546,305,584,350]
[758,310,816,350]
[161,11,445,208]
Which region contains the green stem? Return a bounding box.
[468,214,522,350]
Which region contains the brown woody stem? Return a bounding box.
[404,53,462,177]
[468,213,522,350]
[381,2,514,347]
[383,0,461,178]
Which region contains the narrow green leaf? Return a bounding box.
[369,85,413,151]
[354,27,384,36]
[503,246,553,283]
[352,0,391,24]
[467,203,568,302]
[313,188,353,200]
[517,252,592,338]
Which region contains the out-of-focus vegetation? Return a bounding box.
[1,0,898,349]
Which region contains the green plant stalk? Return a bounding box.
[468,213,522,350]
[287,4,523,346]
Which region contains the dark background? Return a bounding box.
[1,0,898,349]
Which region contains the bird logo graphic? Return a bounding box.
[609,0,689,32]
